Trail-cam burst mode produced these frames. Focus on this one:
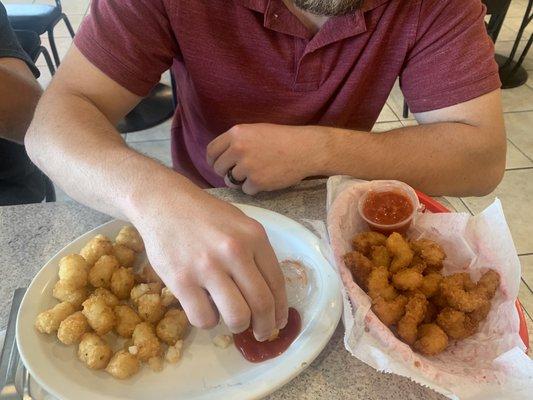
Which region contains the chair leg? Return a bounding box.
[61,14,76,38]
[40,46,56,76]
[402,100,409,119]
[47,28,61,67]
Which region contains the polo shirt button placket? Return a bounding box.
[293,51,322,92]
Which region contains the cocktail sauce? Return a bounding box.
[362,190,413,226]
[234,308,301,363]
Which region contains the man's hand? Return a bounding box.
[206,123,327,195]
[207,90,505,197]
[25,46,288,341]
[130,186,288,341]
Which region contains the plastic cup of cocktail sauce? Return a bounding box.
[357,181,420,234]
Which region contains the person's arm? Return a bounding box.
[207,89,505,197]
[25,46,287,341]
[0,0,42,144]
[0,57,41,144]
[322,89,506,196]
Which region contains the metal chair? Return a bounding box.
[484,0,512,42]
[6,0,75,67]
[14,29,55,76]
[117,83,175,134]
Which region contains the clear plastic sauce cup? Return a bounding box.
[357,181,420,234]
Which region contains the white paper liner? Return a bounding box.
[325,176,533,399]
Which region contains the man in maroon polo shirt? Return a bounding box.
[26,0,506,340]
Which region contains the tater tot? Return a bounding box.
[110,267,135,300]
[82,296,116,336]
[161,287,179,307]
[80,234,113,267]
[112,243,136,267]
[115,305,142,338]
[92,287,120,307]
[137,262,163,285]
[58,254,88,288]
[78,333,113,370]
[88,255,119,288]
[58,311,89,345]
[137,293,166,324]
[35,302,75,334]
[116,226,144,253]
[105,350,140,379]
[130,283,162,305]
[132,322,161,361]
[156,309,189,345]
[52,281,88,308]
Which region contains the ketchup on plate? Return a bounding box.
[234,308,301,363]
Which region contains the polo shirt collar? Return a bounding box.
[237,0,390,48]
[237,0,389,13]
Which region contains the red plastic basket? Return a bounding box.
[415,191,530,351]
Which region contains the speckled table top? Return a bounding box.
[0,180,445,400]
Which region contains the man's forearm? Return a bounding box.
[315,122,506,197]
[25,89,199,221]
[0,63,41,143]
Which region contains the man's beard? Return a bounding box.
[292,0,363,16]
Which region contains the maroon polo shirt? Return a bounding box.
[75,0,500,188]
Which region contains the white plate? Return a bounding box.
[16,204,342,400]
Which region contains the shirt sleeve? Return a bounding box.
[74,0,179,96]
[400,0,501,113]
[0,3,40,78]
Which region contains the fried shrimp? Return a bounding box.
[392,268,424,291]
[423,302,439,324]
[441,273,490,313]
[419,273,442,298]
[436,308,477,340]
[386,233,414,273]
[372,295,408,326]
[468,300,492,323]
[352,231,387,255]
[477,270,501,299]
[344,230,498,357]
[414,324,448,356]
[410,239,446,271]
[397,293,427,345]
[370,245,391,268]
[368,265,397,301]
[343,251,374,291]
[409,255,427,274]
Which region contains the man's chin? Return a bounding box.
[291,0,363,16]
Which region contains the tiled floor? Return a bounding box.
[5,0,533,349]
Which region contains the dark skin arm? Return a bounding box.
[0,57,42,144]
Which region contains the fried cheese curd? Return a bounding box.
[58,311,89,345]
[106,350,140,379]
[116,226,145,253]
[35,226,191,379]
[344,231,500,356]
[78,333,113,370]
